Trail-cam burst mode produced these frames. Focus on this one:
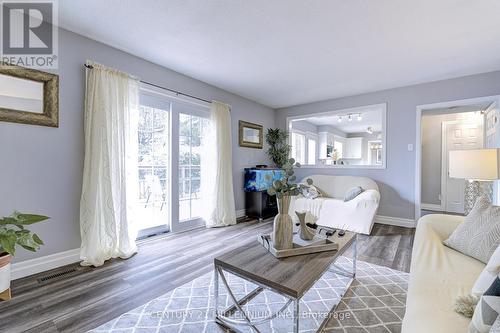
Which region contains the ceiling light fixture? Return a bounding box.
[348,114,352,122]
[357,114,362,121]
[337,116,342,123]
[366,126,373,134]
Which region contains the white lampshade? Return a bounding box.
[449,149,500,181]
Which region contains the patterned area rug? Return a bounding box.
[89,257,408,333]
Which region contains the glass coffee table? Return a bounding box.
[213,231,357,332]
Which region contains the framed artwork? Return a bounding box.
[0,62,59,127]
[239,120,263,149]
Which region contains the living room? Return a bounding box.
[0,1,499,332]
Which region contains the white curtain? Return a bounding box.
[80,61,139,267]
[201,101,237,227]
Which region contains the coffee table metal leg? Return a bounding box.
[214,266,298,332]
[352,237,357,278]
[214,266,219,317]
[293,298,300,333]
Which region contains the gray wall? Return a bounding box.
[276,71,500,220]
[0,28,275,262]
[421,111,481,205]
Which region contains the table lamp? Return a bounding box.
[449,148,500,214]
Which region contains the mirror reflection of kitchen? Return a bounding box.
[288,104,385,167]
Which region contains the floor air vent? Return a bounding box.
[37,266,79,283]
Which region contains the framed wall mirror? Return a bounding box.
[287,103,387,169]
[239,120,263,149]
[0,63,59,127]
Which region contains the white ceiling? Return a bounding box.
[58,0,500,108]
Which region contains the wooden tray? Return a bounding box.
[257,233,339,258]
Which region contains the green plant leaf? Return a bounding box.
[0,234,16,255]
[20,245,36,252]
[33,234,44,245]
[14,214,49,225]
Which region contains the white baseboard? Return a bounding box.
[236,209,247,218]
[11,248,81,280]
[421,203,443,212]
[374,215,416,228]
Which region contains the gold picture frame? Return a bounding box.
[239,120,263,149]
[0,62,59,127]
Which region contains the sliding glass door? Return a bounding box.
[179,113,209,221]
[135,88,209,236]
[136,100,171,238]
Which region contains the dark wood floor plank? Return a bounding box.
[0,221,414,333]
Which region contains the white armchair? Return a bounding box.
[290,175,380,234]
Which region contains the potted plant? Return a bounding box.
[265,128,291,168]
[0,211,48,301]
[266,159,312,250]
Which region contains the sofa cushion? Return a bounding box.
[473,246,500,297]
[469,276,500,333]
[444,196,500,264]
[402,214,485,333]
[344,186,363,202]
[299,184,325,199]
[301,175,378,200]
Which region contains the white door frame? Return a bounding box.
[415,95,500,221]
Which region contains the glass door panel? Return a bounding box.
[178,112,208,222]
[136,105,170,238]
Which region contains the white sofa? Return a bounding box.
[402,214,485,333]
[290,175,380,234]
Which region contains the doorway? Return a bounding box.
[415,95,500,220]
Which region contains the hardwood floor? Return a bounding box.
[0,220,414,333]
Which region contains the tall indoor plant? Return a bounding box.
[0,211,48,301]
[267,159,312,250]
[266,128,291,168]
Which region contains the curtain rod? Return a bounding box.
[83,64,212,104]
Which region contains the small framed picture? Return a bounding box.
[239,120,263,149]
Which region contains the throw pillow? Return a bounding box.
[300,184,324,199]
[444,196,500,264]
[469,276,500,333]
[344,186,364,202]
[492,316,500,333]
[472,245,500,297]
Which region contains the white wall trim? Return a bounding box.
[420,203,443,212]
[374,215,416,228]
[11,248,81,280]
